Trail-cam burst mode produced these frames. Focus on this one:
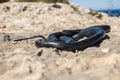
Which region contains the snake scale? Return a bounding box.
[35,25,111,52]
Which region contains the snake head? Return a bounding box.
[35,38,47,48]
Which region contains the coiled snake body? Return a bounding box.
[35,25,111,52]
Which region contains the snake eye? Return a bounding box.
[38,39,46,42]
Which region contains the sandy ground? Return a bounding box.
[0,2,120,80]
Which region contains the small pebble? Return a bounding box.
[4,35,11,41]
[52,3,61,9]
[37,49,43,56]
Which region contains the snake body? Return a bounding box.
[35,25,111,52]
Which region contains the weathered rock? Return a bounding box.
[0,2,120,80]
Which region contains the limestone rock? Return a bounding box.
[0,2,120,80]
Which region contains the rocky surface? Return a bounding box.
[0,2,120,80]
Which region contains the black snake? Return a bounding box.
[35,25,111,52]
